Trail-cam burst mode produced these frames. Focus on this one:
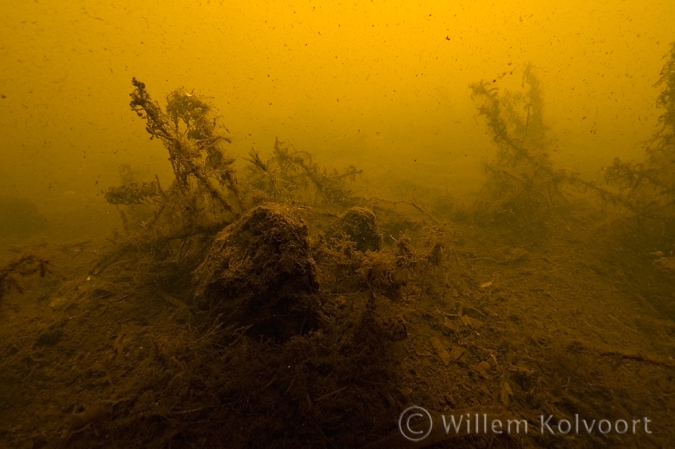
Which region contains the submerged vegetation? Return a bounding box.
[603,42,675,247]
[469,47,675,254]
[469,64,567,229]
[126,77,241,222]
[245,138,362,209]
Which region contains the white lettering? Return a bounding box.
[643,417,652,434]
[598,420,611,434]
[558,419,571,434]
[614,419,628,434]
[540,415,555,434]
[508,419,528,434]
[441,414,464,435]
[582,419,596,434]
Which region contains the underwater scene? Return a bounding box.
[1,1,675,448]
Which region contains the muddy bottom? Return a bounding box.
[0,200,674,449]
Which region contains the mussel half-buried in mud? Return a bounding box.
[325,206,382,253]
[194,204,321,341]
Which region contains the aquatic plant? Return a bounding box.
[245,137,362,209]
[470,65,568,229]
[95,80,245,277]
[108,79,242,226]
[603,42,675,246]
[652,42,675,165]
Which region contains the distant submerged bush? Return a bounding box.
[603,41,675,247]
[469,64,569,231]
